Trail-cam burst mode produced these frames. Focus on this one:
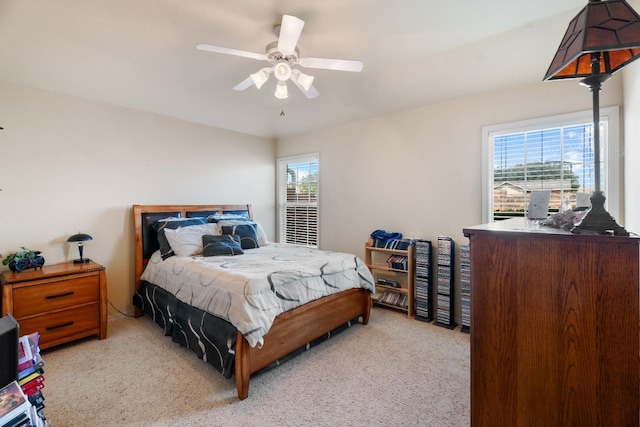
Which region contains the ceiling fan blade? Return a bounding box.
[233,76,255,91]
[299,57,363,72]
[301,84,320,99]
[196,43,267,61]
[277,15,305,54]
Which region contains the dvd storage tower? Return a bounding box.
[460,245,470,333]
[414,240,433,322]
[436,236,456,328]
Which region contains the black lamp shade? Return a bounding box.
[544,0,640,81]
[67,233,93,263]
[67,233,93,243]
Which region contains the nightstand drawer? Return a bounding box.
[13,274,99,318]
[18,303,100,348]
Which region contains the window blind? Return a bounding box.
[491,122,605,221]
[277,154,319,247]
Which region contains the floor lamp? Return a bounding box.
[544,0,640,236]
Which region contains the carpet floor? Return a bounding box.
[41,307,470,427]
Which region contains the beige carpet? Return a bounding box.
[41,308,470,427]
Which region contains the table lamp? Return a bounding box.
[543,0,640,236]
[67,233,93,263]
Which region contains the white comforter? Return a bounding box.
[140,243,375,348]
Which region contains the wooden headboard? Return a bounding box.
[132,204,253,301]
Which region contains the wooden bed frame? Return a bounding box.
[133,204,371,400]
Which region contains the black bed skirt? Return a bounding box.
[133,281,360,379]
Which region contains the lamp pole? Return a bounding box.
[580,52,608,195]
[571,53,628,235]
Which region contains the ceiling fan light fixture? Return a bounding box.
[275,81,289,99]
[250,69,270,89]
[293,70,314,91]
[274,61,292,81]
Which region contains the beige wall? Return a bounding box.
[277,78,624,322]
[0,82,275,315]
[278,79,624,255]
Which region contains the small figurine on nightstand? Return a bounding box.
[1,247,45,272]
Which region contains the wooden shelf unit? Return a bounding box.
[365,243,415,317]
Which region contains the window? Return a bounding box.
[277,154,319,247]
[482,107,620,222]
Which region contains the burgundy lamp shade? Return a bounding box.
[544,0,640,81]
[543,0,640,235]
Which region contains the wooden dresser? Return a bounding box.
[463,219,639,426]
[1,261,107,349]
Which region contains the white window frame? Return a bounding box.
[277,153,320,247]
[482,106,620,223]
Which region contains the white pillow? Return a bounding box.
[216,220,269,246]
[163,223,220,257]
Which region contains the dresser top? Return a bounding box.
[463,218,639,242]
[1,260,104,285]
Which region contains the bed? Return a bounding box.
[132,204,374,400]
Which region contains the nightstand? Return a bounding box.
[1,261,107,349]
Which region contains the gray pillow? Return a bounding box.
[202,234,244,256]
[220,224,259,249]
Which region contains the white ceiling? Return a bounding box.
[0,0,587,139]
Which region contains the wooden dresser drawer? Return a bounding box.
[13,274,99,318]
[18,303,100,348]
[2,261,107,349]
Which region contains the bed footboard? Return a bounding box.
[235,288,371,400]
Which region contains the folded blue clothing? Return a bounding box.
[370,229,403,241]
[372,238,414,250]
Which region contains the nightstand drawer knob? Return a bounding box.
[45,291,74,300]
[46,321,74,331]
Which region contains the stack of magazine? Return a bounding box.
[0,333,48,427]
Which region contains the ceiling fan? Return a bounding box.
[197,14,363,100]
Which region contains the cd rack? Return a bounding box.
[460,244,470,333]
[436,236,456,329]
[414,240,433,322]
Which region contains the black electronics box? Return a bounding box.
[0,313,19,388]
